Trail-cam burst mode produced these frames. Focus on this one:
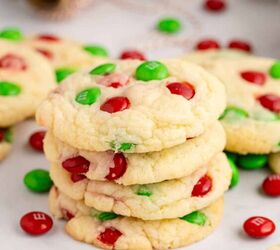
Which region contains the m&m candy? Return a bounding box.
[262,175,280,196]
[156,17,182,34]
[29,131,46,152]
[24,169,53,193]
[243,216,275,238]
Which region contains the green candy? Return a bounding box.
[136,185,152,197]
[0,27,23,41]
[83,45,108,57]
[269,60,280,79]
[157,17,182,34]
[97,212,119,221]
[4,129,12,143]
[135,61,169,81]
[225,151,237,163]
[219,106,248,120]
[55,68,76,83]
[180,211,207,226]
[75,87,101,105]
[24,169,53,193]
[227,157,239,188]
[0,81,21,96]
[110,141,136,151]
[90,63,116,75]
[237,154,268,170]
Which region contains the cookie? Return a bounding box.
[268,153,280,174]
[49,187,224,250]
[44,121,225,185]
[186,53,280,154]
[24,33,108,83]
[37,59,226,153]
[0,128,12,161]
[49,153,230,220]
[0,40,55,127]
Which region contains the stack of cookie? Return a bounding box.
[37,59,231,249]
[185,49,280,174]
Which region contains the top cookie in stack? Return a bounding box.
[39,59,230,250]
[37,59,226,153]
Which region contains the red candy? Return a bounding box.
[29,131,46,152]
[240,71,266,86]
[228,40,252,52]
[61,209,74,221]
[36,48,53,60]
[97,227,122,245]
[0,130,4,142]
[0,54,27,71]
[97,73,129,88]
[37,34,60,42]
[191,175,212,197]
[120,50,146,60]
[109,82,122,88]
[100,97,130,113]
[20,211,53,235]
[243,216,275,238]
[262,175,280,196]
[70,173,87,183]
[258,94,280,113]
[106,153,127,181]
[204,0,226,12]
[62,156,90,174]
[196,39,220,50]
[167,82,195,100]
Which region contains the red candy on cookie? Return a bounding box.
[37,34,60,42]
[70,173,87,183]
[62,156,90,174]
[100,97,130,113]
[191,175,212,197]
[97,227,122,245]
[167,82,195,100]
[228,40,252,52]
[243,216,275,238]
[120,50,146,60]
[29,131,46,152]
[196,39,221,50]
[20,211,53,235]
[0,54,27,71]
[36,48,53,60]
[105,153,127,181]
[240,71,266,86]
[258,94,280,113]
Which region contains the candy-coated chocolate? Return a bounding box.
[20,211,53,235]
[243,216,275,238]
[191,175,212,197]
[204,0,226,12]
[120,50,146,60]
[75,87,101,105]
[90,63,116,75]
[0,27,23,41]
[0,81,21,96]
[105,153,127,181]
[135,61,169,81]
[62,156,90,174]
[29,131,46,152]
[240,71,266,86]
[37,34,60,42]
[180,211,207,225]
[83,45,108,57]
[262,175,280,196]
[136,185,152,197]
[24,169,53,193]
[55,68,76,83]
[167,82,195,100]
[97,212,119,221]
[269,60,280,79]
[100,96,130,113]
[196,39,220,50]
[219,106,248,120]
[237,154,268,170]
[258,94,280,113]
[97,227,122,245]
[157,17,182,34]
[228,40,252,52]
[227,157,239,188]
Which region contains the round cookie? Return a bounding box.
[49,187,224,250]
[37,59,226,153]
[268,153,280,174]
[23,34,108,83]
[0,40,55,127]
[0,128,12,161]
[49,153,231,220]
[44,121,226,185]
[186,52,280,154]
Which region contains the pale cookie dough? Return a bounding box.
[50,153,231,220]
[24,34,107,69]
[0,128,12,161]
[44,121,226,185]
[187,53,280,154]
[269,153,280,174]
[37,59,226,153]
[49,187,224,250]
[0,40,55,127]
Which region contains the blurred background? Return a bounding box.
[0,0,279,59]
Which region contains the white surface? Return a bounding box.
[0,0,280,249]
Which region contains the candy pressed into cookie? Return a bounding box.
[0,39,55,127]
[37,59,226,153]
[49,187,224,250]
[44,121,225,185]
[0,128,12,161]
[49,153,230,220]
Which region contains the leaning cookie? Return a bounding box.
[268,153,280,174]
[0,128,12,161]
[49,187,224,250]
[0,40,55,127]
[37,59,226,153]
[49,153,231,220]
[24,33,108,83]
[44,121,226,185]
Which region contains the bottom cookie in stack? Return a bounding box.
[0,128,12,161]
[50,187,224,250]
